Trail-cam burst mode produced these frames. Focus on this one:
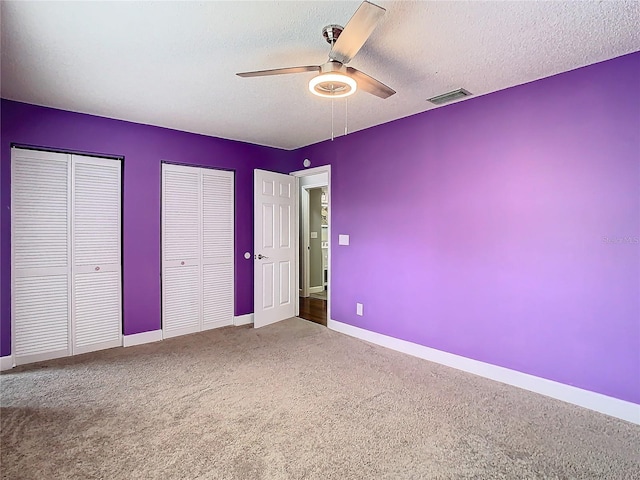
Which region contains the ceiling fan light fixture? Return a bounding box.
[309,73,357,98]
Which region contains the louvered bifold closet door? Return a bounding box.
[71,156,122,355]
[201,169,234,330]
[162,164,202,338]
[11,148,71,365]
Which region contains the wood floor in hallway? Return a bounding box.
[299,296,327,326]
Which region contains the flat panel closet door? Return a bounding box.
[162,164,201,338]
[201,169,234,330]
[11,148,71,365]
[72,156,122,355]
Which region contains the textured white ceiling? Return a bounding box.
[2,1,639,150]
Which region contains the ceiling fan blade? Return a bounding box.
[347,67,395,99]
[237,66,320,78]
[329,1,386,65]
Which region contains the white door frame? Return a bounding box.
[299,186,310,298]
[290,165,331,323]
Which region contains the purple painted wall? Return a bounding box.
[295,53,640,404]
[0,100,290,355]
[2,53,638,406]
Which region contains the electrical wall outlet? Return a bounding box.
[356,303,363,316]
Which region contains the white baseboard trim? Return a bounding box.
[309,286,324,294]
[123,329,163,347]
[234,313,254,326]
[327,319,640,425]
[0,355,14,371]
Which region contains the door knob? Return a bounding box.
[255,254,269,260]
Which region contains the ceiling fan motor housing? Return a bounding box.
[322,24,344,44]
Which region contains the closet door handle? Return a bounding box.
[256,254,269,260]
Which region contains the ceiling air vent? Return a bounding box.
[427,88,472,105]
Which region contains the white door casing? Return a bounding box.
[290,165,331,324]
[300,186,310,298]
[253,169,297,328]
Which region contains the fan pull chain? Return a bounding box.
[344,97,348,136]
[331,97,335,141]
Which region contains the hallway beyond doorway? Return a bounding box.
[309,290,327,300]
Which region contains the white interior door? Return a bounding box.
[12,148,123,365]
[12,148,72,365]
[162,164,235,338]
[162,164,202,338]
[254,169,297,328]
[71,155,122,355]
[201,169,234,330]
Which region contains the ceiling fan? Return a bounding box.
[236,1,395,99]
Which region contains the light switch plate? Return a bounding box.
[356,303,363,316]
[311,231,318,239]
[339,234,350,245]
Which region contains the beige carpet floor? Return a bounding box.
[1,318,639,480]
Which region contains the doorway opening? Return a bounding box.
[291,166,330,327]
